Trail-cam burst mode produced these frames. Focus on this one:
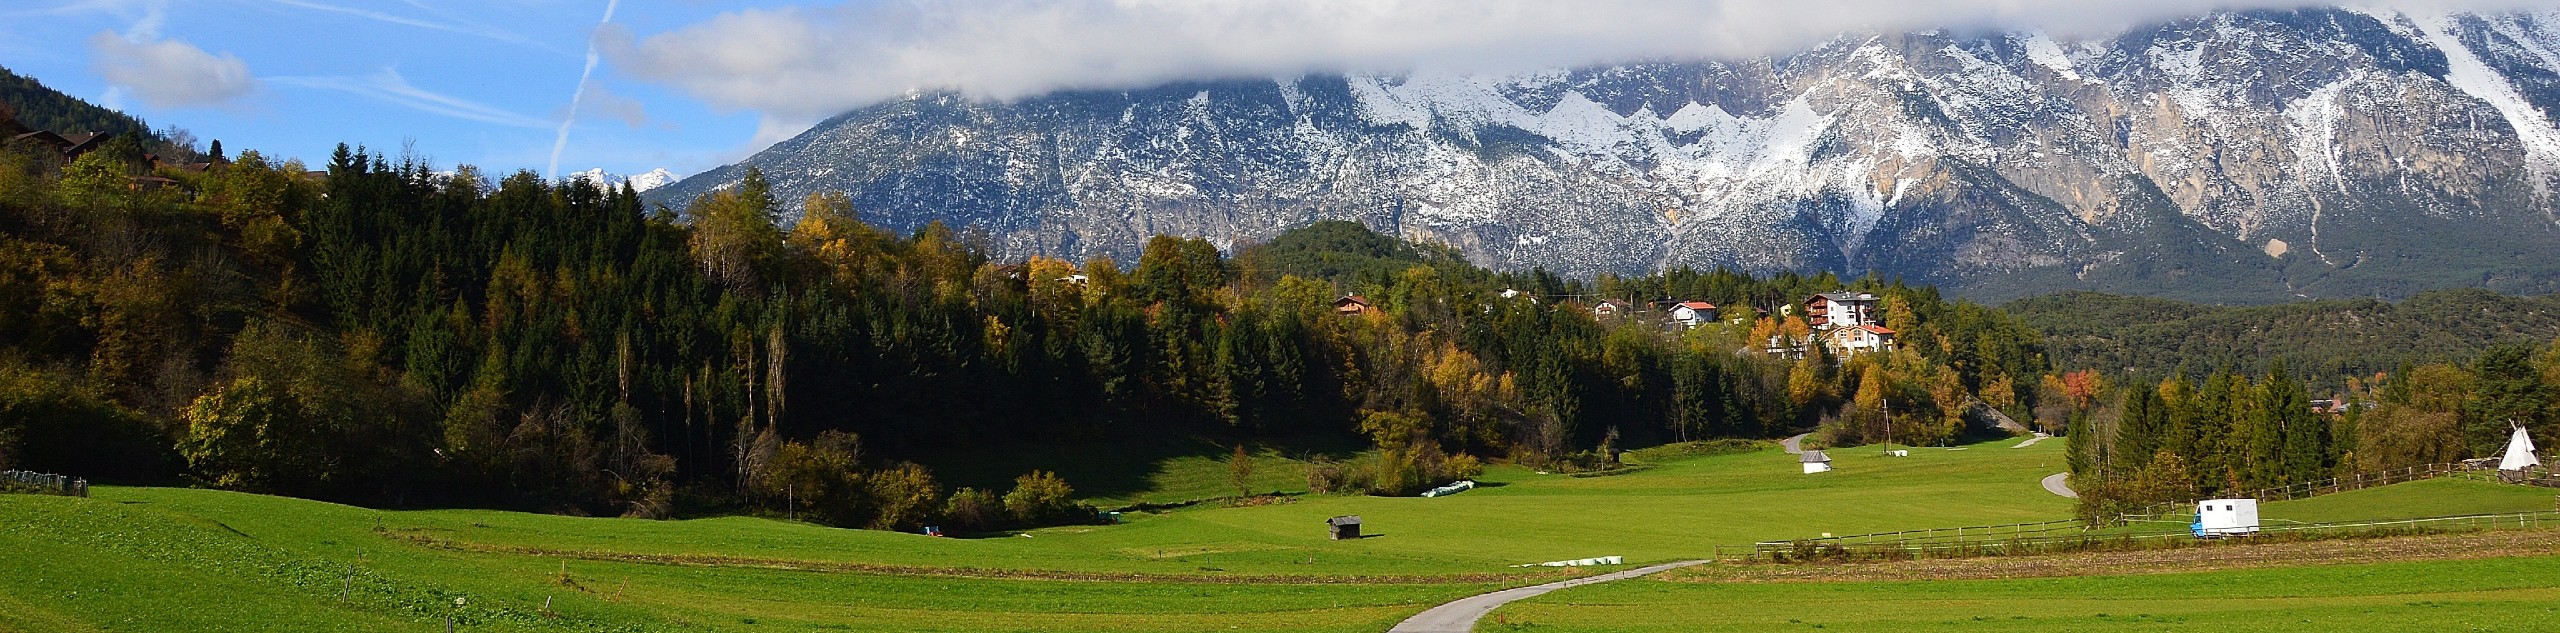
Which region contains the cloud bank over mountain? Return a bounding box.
[609,0,2554,122]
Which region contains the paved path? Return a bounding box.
[2011,432,2051,449]
[2041,472,2077,498]
[1387,560,1709,633]
[1781,433,1810,455]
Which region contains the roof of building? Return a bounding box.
[1815,291,1878,302]
[1334,294,1371,306]
[1857,324,1896,335]
[1326,515,1363,526]
[12,130,68,147]
[1677,301,1717,310]
[1800,450,1829,463]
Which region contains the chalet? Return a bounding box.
[1592,299,1633,318]
[1668,301,1717,328]
[1805,292,1879,330]
[1333,294,1373,315]
[1824,324,1896,359]
[10,130,69,154]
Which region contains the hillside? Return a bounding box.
[2005,289,2560,384]
[654,8,2560,304]
[0,65,155,141]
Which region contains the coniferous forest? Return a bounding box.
[0,132,2066,531]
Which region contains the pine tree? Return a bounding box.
[2115,382,2169,476]
[2464,344,2548,457]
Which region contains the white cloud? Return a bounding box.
[610,0,2557,122]
[88,30,256,108]
[269,69,552,129]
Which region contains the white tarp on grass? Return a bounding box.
[1512,556,1623,567]
[1421,480,1476,498]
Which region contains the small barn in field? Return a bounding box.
[1800,450,1831,474]
[1326,515,1363,540]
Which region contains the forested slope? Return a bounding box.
[2006,290,2560,386]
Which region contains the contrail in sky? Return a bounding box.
[548,0,620,181]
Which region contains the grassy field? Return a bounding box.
[1488,553,2560,632]
[2,436,2549,632]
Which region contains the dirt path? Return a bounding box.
[1663,528,2560,584]
[1386,560,1707,633]
[2041,472,2076,498]
[1781,433,1810,455]
[2011,432,2050,448]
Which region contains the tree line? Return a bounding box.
[0,136,2052,531]
[2060,341,2560,523]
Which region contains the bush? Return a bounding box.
[941,487,1003,532]
[763,431,865,526]
[1002,470,1087,525]
[1305,457,1368,495]
[865,462,942,532]
[1441,453,1483,480]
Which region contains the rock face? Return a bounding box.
[651,8,2560,303]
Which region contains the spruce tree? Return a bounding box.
[2464,344,2548,457]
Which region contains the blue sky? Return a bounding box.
[5,1,2542,183]
[1,0,779,180]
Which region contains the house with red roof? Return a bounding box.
[1668,300,1717,328]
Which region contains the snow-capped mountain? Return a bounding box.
[651,8,2560,302]
[574,168,680,194]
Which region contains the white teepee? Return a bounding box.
[2498,425,2540,471]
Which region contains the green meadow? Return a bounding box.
[3,437,2551,632]
[1487,555,2560,632]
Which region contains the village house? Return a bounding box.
[1825,323,1897,359]
[1333,294,1373,315]
[1805,291,1879,330]
[1668,301,1717,328]
[1592,299,1633,318]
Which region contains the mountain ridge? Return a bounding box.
[652,7,2560,304]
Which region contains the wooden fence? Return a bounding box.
[1718,510,2560,563]
[1714,461,2560,564]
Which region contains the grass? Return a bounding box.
[2,435,2547,631]
[1487,554,2560,632]
[908,435,1356,509]
[2259,477,2559,524]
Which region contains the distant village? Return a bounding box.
[2,110,240,192]
[1332,289,1897,363]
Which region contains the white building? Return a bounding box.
[1806,292,1880,330]
[1668,301,1717,328]
[1800,450,1832,474]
